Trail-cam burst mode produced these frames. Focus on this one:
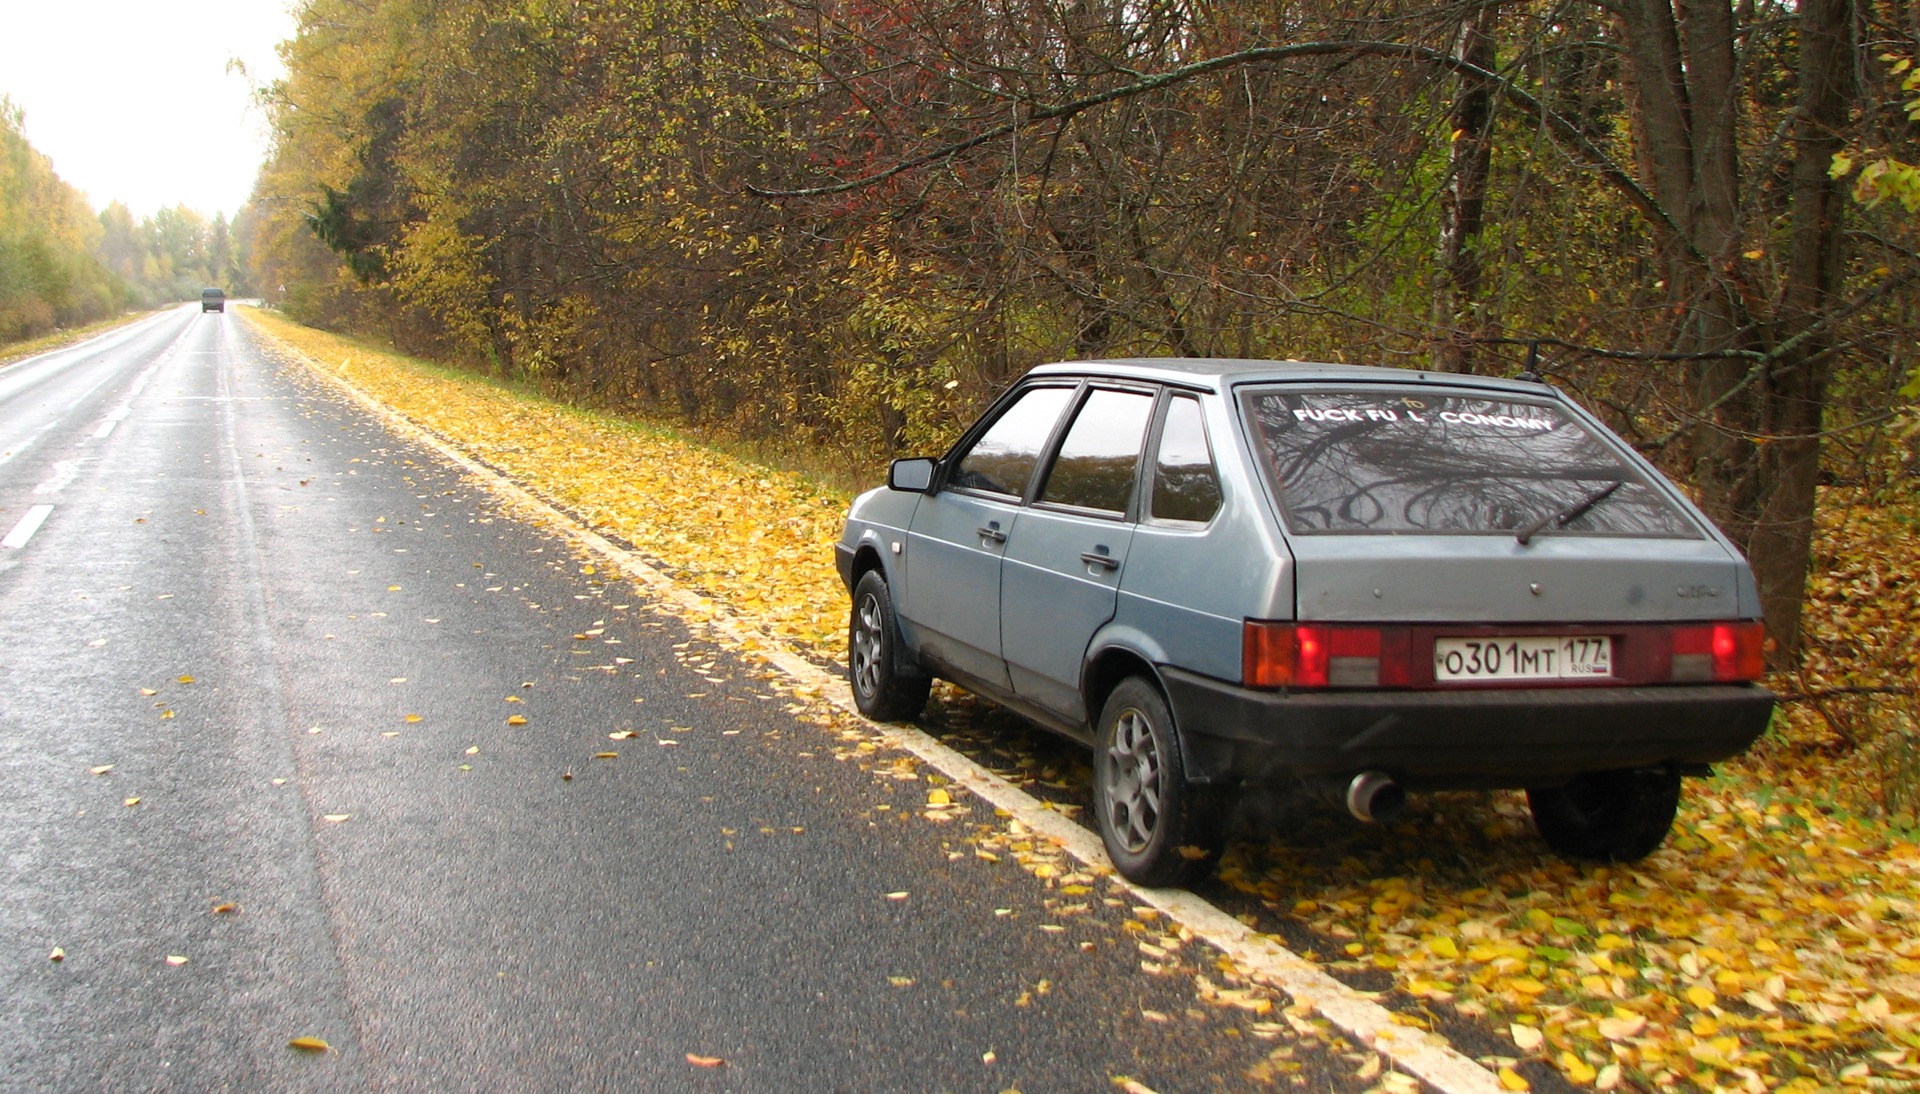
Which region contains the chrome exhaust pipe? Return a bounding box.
[1345,771,1405,823]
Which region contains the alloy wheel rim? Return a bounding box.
[851,592,883,698]
[1103,707,1162,852]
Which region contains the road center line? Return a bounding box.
[291,339,1508,1094]
[91,400,133,438]
[33,459,81,495]
[1,504,53,550]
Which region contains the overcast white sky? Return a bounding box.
[0,0,297,220]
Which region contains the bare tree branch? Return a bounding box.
[747,38,1685,255]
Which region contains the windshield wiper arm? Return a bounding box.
[1516,479,1626,546]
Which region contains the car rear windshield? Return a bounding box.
[1240,386,1701,538]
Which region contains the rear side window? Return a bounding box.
[950,385,1075,497]
[1150,394,1222,524]
[1241,387,1700,537]
[1038,388,1155,514]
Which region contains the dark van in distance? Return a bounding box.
[201,287,225,313]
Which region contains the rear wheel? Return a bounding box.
[1093,677,1224,887]
[1527,767,1682,862]
[847,570,930,722]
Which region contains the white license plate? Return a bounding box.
[1433,636,1612,681]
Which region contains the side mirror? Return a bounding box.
[888,457,937,493]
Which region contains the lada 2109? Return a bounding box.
[835,358,1775,886]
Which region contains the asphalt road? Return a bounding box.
[0,307,1377,1091]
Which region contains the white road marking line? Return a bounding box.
[1,504,53,549]
[285,334,1508,1094]
[33,459,80,495]
[93,405,133,438]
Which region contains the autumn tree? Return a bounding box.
[0,97,119,340]
[247,0,1917,658]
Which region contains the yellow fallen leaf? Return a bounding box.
[594,752,618,759]
[1558,1051,1597,1084]
[927,788,952,806]
[139,688,157,696]
[464,746,479,755]
[888,976,914,987]
[288,1036,330,1053]
[165,955,188,966]
[1685,985,1717,1008]
[886,891,910,901]
[212,902,238,914]
[48,947,64,962]
[123,797,140,807]
[177,675,195,685]
[506,715,528,726]
[685,1053,724,1068]
[89,765,113,775]
[1498,1067,1530,1091]
[322,814,350,822]
[405,714,422,723]
[609,731,638,739]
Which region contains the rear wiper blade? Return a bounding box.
[1516,479,1626,546]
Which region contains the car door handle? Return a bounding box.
[978,523,1007,545]
[1080,550,1120,571]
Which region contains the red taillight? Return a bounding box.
[1244,620,1300,688]
[1243,623,1412,689]
[1671,621,1766,682]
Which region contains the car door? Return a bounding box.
[1000,386,1157,725]
[901,384,1077,691]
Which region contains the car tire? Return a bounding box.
[848,570,930,722]
[1527,767,1682,862]
[1094,677,1224,887]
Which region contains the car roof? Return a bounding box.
[1026,357,1553,396]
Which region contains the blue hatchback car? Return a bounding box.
[836,359,1775,885]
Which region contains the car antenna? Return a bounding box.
[1516,342,1544,384]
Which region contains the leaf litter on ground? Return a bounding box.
[247,308,1920,1090]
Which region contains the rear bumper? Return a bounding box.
[1162,667,1774,790]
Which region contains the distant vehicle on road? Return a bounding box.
[837,357,1775,885]
[201,287,225,313]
